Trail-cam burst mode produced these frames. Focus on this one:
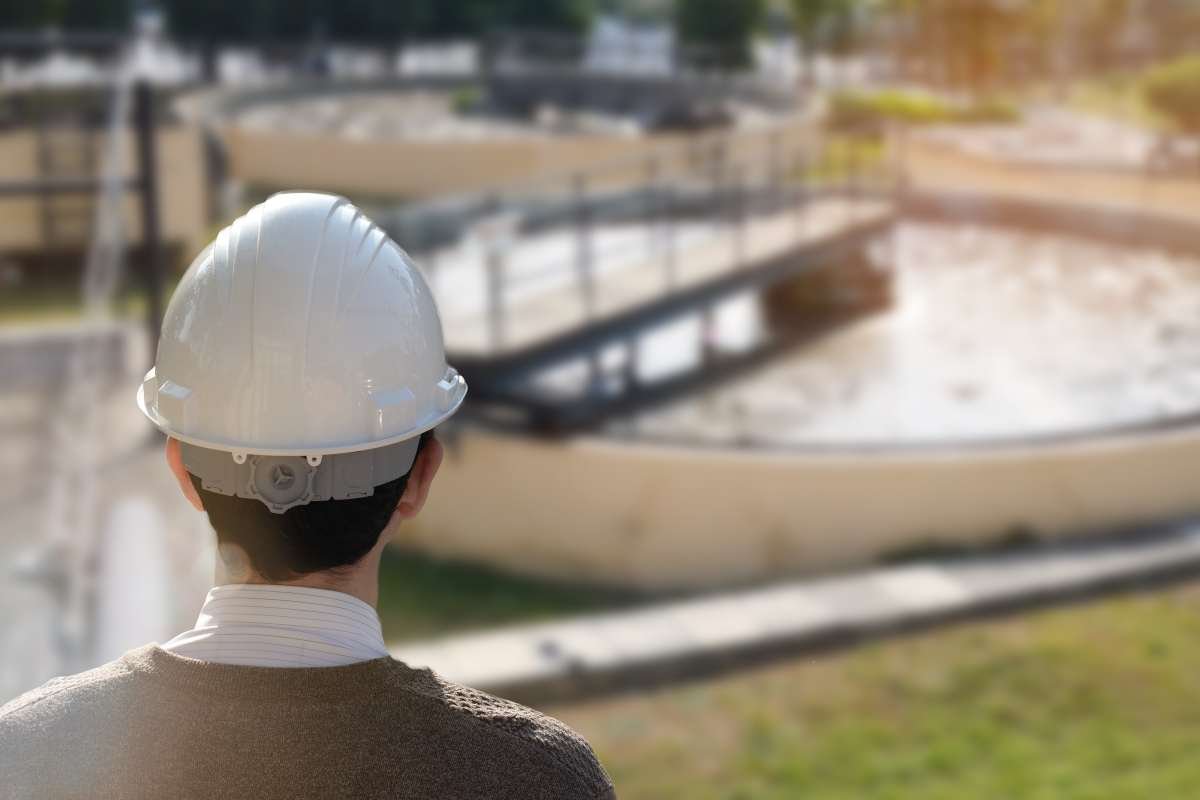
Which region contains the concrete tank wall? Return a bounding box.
[0,126,209,259]
[219,119,809,199]
[405,427,1200,590]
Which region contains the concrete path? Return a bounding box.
[393,520,1200,704]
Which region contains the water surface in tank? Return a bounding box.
[618,222,1200,446]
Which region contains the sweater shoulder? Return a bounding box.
[0,654,139,724]
[397,665,613,797]
[0,651,143,776]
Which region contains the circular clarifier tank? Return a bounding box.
[410,217,1200,589]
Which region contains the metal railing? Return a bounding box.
[383,119,901,362]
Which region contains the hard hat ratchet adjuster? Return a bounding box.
[180,438,421,514]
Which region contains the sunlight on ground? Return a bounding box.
[553,582,1200,800]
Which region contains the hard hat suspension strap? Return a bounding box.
[179,437,422,514]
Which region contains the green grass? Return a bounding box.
[827,90,1020,131]
[0,281,98,325]
[0,277,179,327]
[376,548,637,642]
[555,582,1200,799]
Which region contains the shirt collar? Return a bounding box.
[163,583,389,668]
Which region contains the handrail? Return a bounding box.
[386,119,897,358]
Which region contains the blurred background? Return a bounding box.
[3,0,1200,796]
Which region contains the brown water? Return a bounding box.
[621,222,1200,446]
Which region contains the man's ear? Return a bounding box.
[394,436,444,521]
[165,437,205,512]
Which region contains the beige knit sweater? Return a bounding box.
[0,644,614,799]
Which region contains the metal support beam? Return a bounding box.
[134,81,165,359]
[0,176,140,197]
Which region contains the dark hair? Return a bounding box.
[191,434,429,582]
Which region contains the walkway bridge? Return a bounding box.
[380,123,899,432]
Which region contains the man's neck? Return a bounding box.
[214,540,384,608]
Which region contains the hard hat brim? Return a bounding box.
[136,375,466,458]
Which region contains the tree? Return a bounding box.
[1019,0,1135,92]
[789,0,861,88]
[158,0,597,80]
[0,0,131,31]
[883,0,1168,95]
[673,0,767,70]
[160,0,595,43]
[1146,0,1200,61]
[881,0,1022,94]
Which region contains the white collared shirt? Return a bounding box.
[161,584,389,668]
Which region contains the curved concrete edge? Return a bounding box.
[393,519,1200,704]
[902,137,1200,231]
[175,77,475,121]
[406,425,1200,590]
[207,109,812,199]
[175,67,794,122]
[903,189,1200,253]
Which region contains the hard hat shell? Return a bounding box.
[137,191,467,459]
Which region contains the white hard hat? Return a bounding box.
[137,192,467,512]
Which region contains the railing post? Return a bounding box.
[573,173,603,389]
[732,163,746,269]
[701,303,718,368]
[768,129,782,212]
[644,155,659,271]
[483,194,506,352]
[574,173,595,321]
[709,137,726,246]
[663,155,677,289]
[646,153,677,290]
[623,334,640,397]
